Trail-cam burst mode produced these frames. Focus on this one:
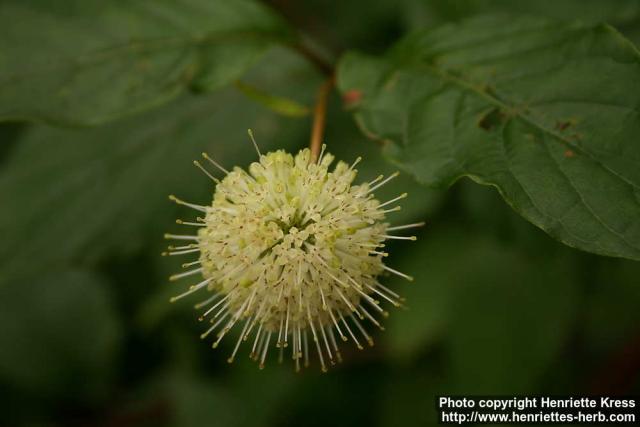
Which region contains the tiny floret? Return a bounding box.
[164,144,422,372]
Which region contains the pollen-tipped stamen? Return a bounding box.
[193,160,220,183]
[176,219,205,227]
[386,222,426,232]
[378,193,408,208]
[368,172,399,193]
[168,195,208,213]
[247,129,262,157]
[202,152,230,174]
[383,265,414,281]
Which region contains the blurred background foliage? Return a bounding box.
[0,1,639,426]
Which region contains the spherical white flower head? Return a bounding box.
[165,146,421,372]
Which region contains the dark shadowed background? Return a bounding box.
[1,1,639,426]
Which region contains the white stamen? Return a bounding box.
[259,332,272,369]
[181,260,201,268]
[199,293,231,319]
[168,195,208,213]
[368,250,388,257]
[328,327,342,363]
[367,175,384,186]
[359,305,385,330]
[247,129,262,157]
[176,219,205,227]
[380,206,402,214]
[169,267,203,282]
[339,312,363,350]
[277,311,285,347]
[252,330,266,360]
[284,301,290,346]
[200,311,229,339]
[303,329,309,368]
[383,265,414,281]
[378,193,408,208]
[193,160,220,183]
[386,222,426,231]
[307,305,326,372]
[202,152,229,174]
[350,313,374,346]
[164,233,199,241]
[376,282,403,299]
[317,144,327,164]
[162,248,199,256]
[349,156,362,171]
[364,283,401,307]
[319,322,334,365]
[228,318,251,363]
[194,293,220,309]
[328,308,347,341]
[379,234,417,241]
[251,323,264,358]
[169,277,211,302]
[368,172,399,193]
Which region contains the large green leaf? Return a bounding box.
[337,15,640,260]
[0,48,318,286]
[0,0,291,125]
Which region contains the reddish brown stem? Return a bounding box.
[309,76,335,163]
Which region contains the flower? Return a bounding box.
[164,143,422,372]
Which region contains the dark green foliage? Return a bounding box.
[0,0,291,125]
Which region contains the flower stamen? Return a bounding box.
[386,222,426,231]
[201,152,229,175]
[193,160,220,183]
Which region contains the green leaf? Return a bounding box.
[235,80,310,117]
[0,270,121,399]
[384,225,579,392]
[0,48,318,287]
[0,0,292,125]
[337,15,640,260]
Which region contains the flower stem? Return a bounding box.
[309,76,335,163]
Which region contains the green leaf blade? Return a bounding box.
[0,0,292,126]
[338,16,640,260]
[0,48,317,287]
